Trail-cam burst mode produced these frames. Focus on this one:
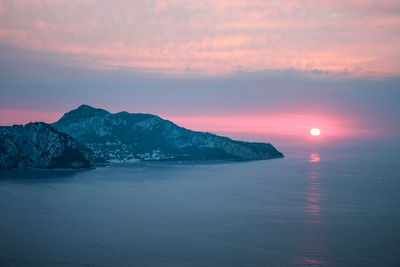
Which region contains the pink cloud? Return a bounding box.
[0,2,5,15]
[0,0,399,75]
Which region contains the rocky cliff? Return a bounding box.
[0,122,95,170]
[52,105,284,162]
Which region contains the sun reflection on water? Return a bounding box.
[306,153,322,221]
[310,152,320,163]
[297,152,326,266]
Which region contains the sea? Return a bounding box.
[0,145,399,266]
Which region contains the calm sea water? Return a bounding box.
[0,146,399,266]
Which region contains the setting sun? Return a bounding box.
[310,128,321,136]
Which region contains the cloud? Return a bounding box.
[0,0,399,75]
[1,44,399,142]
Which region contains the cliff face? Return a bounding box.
[0,122,95,170]
[52,105,284,162]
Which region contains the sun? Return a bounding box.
[310,128,321,136]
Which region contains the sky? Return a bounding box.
[0,0,399,148]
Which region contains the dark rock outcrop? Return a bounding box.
[0,122,95,170]
[52,105,284,162]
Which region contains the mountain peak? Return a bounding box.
[75,104,108,113]
[77,104,96,110]
[54,105,109,125]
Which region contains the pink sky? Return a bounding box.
[167,114,367,138]
[0,1,399,145]
[0,108,375,145]
[1,0,399,76]
[0,110,63,125]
